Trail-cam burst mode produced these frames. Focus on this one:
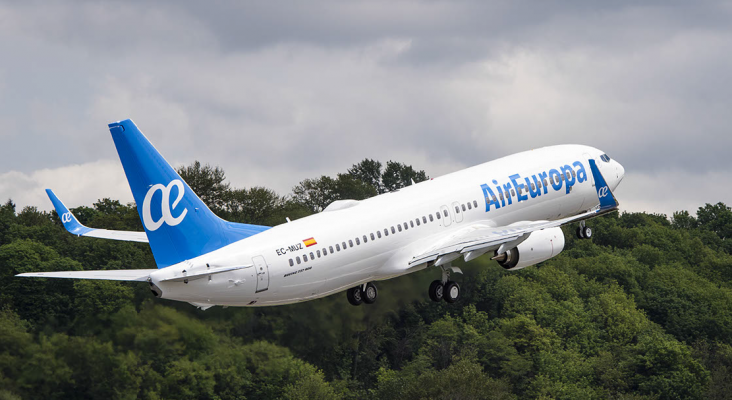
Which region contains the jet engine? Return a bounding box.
[494,227,565,271]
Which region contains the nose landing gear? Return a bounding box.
[347,282,378,306]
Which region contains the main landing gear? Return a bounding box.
[576,220,592,239]
[428,265,461,303]
[347,282,378,306]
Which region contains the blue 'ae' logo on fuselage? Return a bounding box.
[480,160,587,212]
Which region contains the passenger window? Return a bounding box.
[436,212,440,219]
[355,237,360,245]
[572,170,576,178]
[416,218,421,226]
[531,183,536,191]
[310,252,315,260]
[323,248,327,256]
[344,241,348,249]
[429,214,434,222]
[377,231,382,238]
[467,202,472,210]
[370,233,375,240]
[397,225,402,232]
[303,254,308,262]
[363,235,368,243]
[317,250,321,258]
[384,228,389,236]
[543,179,548,187]
[296,256,301,264]
[455,205,460,213]
[462,204,466,211]
[289,259,294,266]
[423,216,428,223]
[410,221,414,228]
[511,189,516,196]
[499,193,504,200]
[403,222,408,230]
[329,246,334,253]
[473,200,478,208]
[391,226,395,234]
[443,210,448,217]
[336,243,341,251]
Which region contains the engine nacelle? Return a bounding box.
[494,227,565,271]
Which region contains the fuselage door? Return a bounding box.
[451,201,464,223]
[253,255,269,293]
[440,205,451,227]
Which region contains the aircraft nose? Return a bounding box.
[617,162,625,182]
[614,161,625,188]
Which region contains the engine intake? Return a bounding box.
[494,227,565,271]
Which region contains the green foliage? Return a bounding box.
[176,160,230,212]
[291,174,377,213]
[1,159,731,399]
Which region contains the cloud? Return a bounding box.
[0,0,730,215]
[0,160,133,212]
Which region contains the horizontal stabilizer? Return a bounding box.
[16,269,157,281]
[46,189,149,243]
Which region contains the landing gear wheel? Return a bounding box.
[347,286,363,306]
[582,226,592,239]
[363,283,378,304]
[444,281,460,303]
[429,280,444,302]
[576,226,585,239]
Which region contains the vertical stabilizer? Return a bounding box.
[108,119,268,268]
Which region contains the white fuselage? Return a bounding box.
[150,145,624,307]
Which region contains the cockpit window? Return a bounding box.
[600,154,611,162]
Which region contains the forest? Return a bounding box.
[1,159,731,400]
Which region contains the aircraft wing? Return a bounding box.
[46,189,149,243]
[409,158,618,267]
[16,269,157,281]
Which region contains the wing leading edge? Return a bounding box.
[409,158,619,267]
[46,189,148,243]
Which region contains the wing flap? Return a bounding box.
[16,269,157,281]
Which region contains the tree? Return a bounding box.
[672,210,698,230]
[291,175,377,213]
[381,161,428,192]
[223,187,285,225]
[348,159,383,194]
[176,161,230,212]
[697,202,732,240]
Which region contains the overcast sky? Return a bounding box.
[1,0,730,217]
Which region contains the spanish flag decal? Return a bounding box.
[303,237,317,247]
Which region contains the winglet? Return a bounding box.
[45,189,94,236]
[588,159,618,211]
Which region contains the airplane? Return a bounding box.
[17,119,625,309]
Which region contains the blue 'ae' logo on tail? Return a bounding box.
[142,179,188,231]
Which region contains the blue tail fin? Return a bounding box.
[588,159,618,212]
[108,119,269,268]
